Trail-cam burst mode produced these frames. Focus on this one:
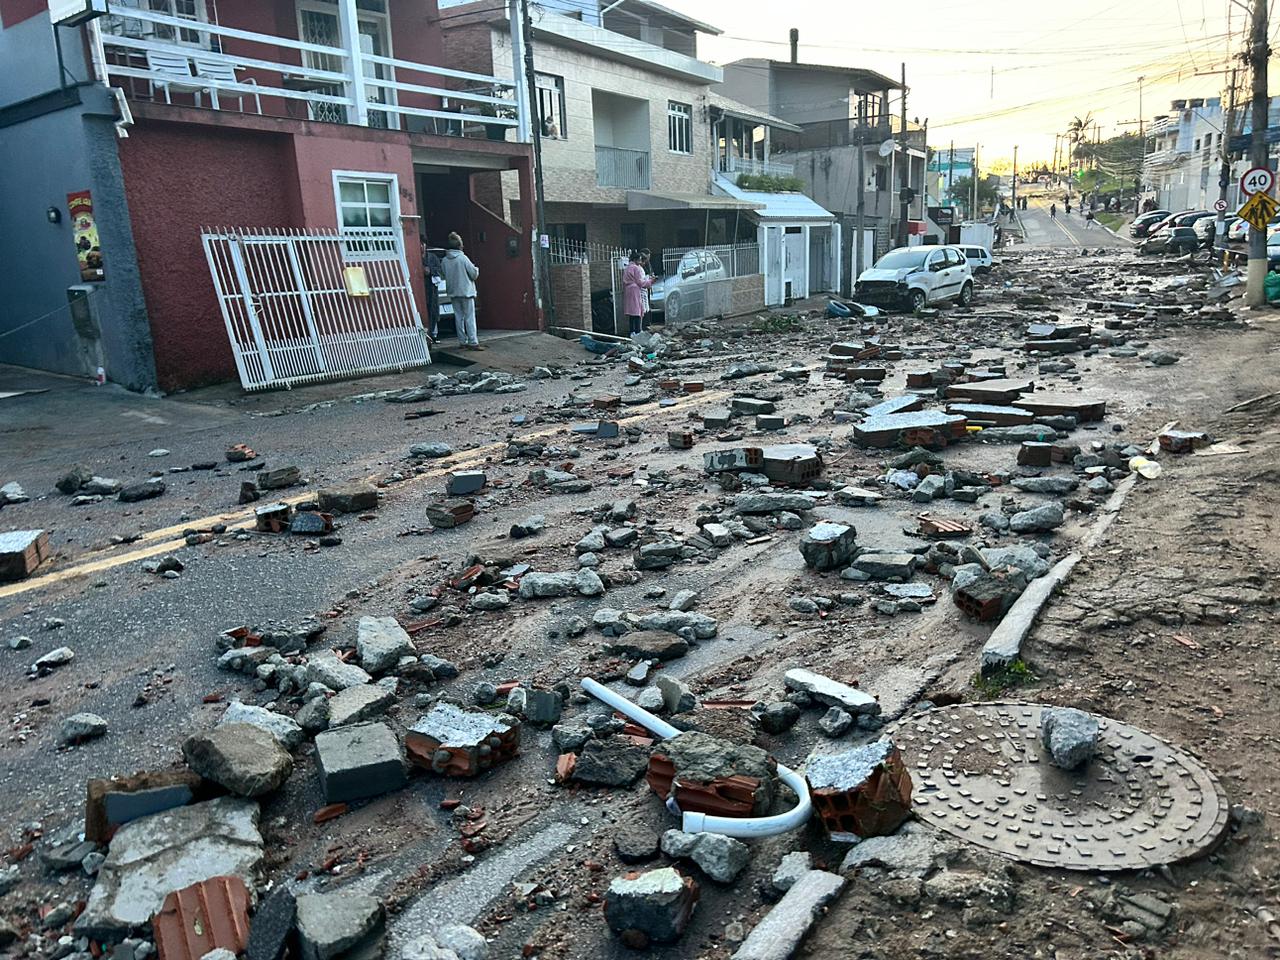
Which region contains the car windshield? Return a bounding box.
[874,249,930,270]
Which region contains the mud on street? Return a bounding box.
[2,246,1280,960]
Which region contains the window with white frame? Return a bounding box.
[334,173,399,260]
[107,0,212,47]
[536,73,566,139]
[668,100,692,155]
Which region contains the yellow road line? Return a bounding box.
[0,388,732,600]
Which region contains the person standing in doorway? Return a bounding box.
[622,250,654,339]
[442,231,481,350]
[639,248,654,330]
[420,236,442,343]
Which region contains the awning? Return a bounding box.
[708,93,802,134]
[626,190,762,212]
[711,177,835,222]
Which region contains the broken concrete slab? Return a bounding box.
[660,830,750,883]
[840,820,960,877]
[853,411,968,449]
[602,630,690,662]
[182,725,293,798]
[733,493,817,514]
[296,891,384,960]
[218,702,303,752]
[573,738,649,787]
[731,870,845,960]
[784,669,879,715]
[327,683,395,727]
[356,616,413,675]
[314,722,405,803]
[76,797,263,941]
[305,654,372,692]
[1009,502,1064,533]
[846,553,918,582]
[982,553,1080,672]
[945,403,1035,426]
[604,867,699,948]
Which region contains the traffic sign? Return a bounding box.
[1237,190,1279,229]
[1214,199,1228,212]
[1240,166,1275,196]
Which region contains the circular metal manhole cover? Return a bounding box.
[890,702,1229,871]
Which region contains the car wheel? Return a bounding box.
[665,292,681,322]
[909,289,927,312]
[957,281,974,306]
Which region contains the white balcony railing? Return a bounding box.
[724,156,795,178]
[95,5,523,137]
[595,145,650,189]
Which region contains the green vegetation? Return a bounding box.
[737,173,806,193]
[948,174,1001,210]
[752,313,801,334]
[1097,212,1124,232]
[970,659,1038,699]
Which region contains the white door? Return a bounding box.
[764,226,784,305]
[783,227,805,300]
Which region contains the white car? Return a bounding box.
[853,245,975,311]
[649,249,729,322]
[960,245,994,275]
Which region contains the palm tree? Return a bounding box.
[1064,113,1094,187]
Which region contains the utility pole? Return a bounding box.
[898,62,909,247]
[520,0,554,323]
[856,95,867,277]
[1246,0,1270,306]
[948,140,955,200]
[972,143,980,217]
[1215,67,1239,255]
[1012,144,1018,214]
[1052,134,1060,182]
[1137,74,1146,215]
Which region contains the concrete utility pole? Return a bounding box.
[898,62,909,247]
[972,143,980,217]
[520,0,554,322]
[1012,144,1019,213]
[856,95,867,276]
[1215,67,1239,255]
[1246,0,1270,306]
[948,140,955,199]
[1137,74,1145,214]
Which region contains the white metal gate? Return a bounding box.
[202,227,430,391]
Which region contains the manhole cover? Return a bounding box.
[890,702,1229,871]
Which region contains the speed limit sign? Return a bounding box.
[1214,198,1228,212]
[1241,166,1275,196]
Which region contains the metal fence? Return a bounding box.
[651,242,762,324]
[202,226,430,391]
[595,145,651,189]
[547,237,628,264]
[723,156,796,178]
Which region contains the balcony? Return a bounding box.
[596,146,650,189]
[96,3,523,140]
[723,156,795,178]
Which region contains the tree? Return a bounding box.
[1065,113,1094,176]
[948,175,1000,211]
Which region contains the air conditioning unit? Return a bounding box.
[50,0,109,26]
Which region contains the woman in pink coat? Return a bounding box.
[622,250,655,338]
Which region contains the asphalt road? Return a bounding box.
[1016,194,1134,250]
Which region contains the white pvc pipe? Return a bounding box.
[579,678,812,838]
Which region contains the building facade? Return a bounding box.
[0,0,536,392]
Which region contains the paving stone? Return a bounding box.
[847,552,918,582]
[314,722,405,803]
[327,683,395,727]
[182,725,292,798]
[356,616,413,675]
[296,892,383,960]
[798,522,858,571]
[731,871,845,960]
[218,702,303,751]
[77,798,263,941]
[317,485,378,514]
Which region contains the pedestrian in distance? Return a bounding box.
[442,231,482,351]
[1050,203,1057,218]
[420,235,442,343]
[1085,210,1096,229]
[622,250,655,339]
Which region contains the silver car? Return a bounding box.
[649,250,729,322]
[853,245,975,311]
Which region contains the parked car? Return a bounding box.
[960,245,994,275]
[1140,225,1199,255]
[1144,211,1185,237]
[1228,217,1251,242]
[853,245,974,311]
[1129,210,1171,238]
[648,249,728,322]
[1193,216,1225,246]
[1268,233,1280,270]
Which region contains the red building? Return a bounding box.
[0,0,538,392]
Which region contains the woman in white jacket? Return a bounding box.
[441,232,482,350]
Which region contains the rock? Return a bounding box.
[977,545,1050,579]
[30,646,75,677]
[1040,707,1099,769]
[575,527,607,555]
[56,464,94,494]
[661,830,749,883]
[518,572,577,599]
[603,868,699,947]
[573,738,648,786]
[400,935,457,960]
[182,724,292,797]
[522,689,563,727]
[633,610,717,639]
[817,707,854,738]
[798,521,858,571]
[509,515,544,539]
[614,824,660,864]
[784,668,879,715]
[1009,501,1064,533]
[76,798,263,941]
[434,925,486,960]
[219,702,303,751]
[356,616,413,675]
[1,481,27,503]
[1147,351,1179,366]
[295,697,329,734]
[327,683,395,727]
[846,552,918,582]
[295,892,384,960]
[305,654,372,691]
[118,480,166,503]
[317,484,378,514]
[636,686,665,712]
[1011,476,1078,494]
[1087,475,1115,494]
[656,675,696,714]
[912,474,946,502]
[771,851,812,893]
[635,540,683,571]
[471,592,509,611]
[61,713,108,745]
[788,597,818,614]
[575,568,606,597]
[202,951,237,960]
[841,820,960,877]
[314,722,406,803]
[757,702,801,734]
[734,493,816,514]
[8,635,32,650]
[551,720,593,753]
[409,442,453,459]
[922,869,1015,912]
[246,885,295,960]
[668,589,698,612]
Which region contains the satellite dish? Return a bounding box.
[878,139,898,158]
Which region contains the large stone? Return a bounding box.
[219,702,304,751]
[356,616,413,675]
[733,493,817,515]
[731,871,845,960]
[614,825,661,864]
[305,654,372,691]
[603,630,689,662]
[633,610,717,639]
[314,722,405,803]
[182,725,293,797]
[784,669,879,715]
[799,522,858,571]
[1011,476,1078,495]
[660,830,750,883]
[56,464,93,494]
[60,712,108,744]
[518,572,577,599]
[296,892,384,960]
[434,925,487,960]
[1040,707,1099,769]
[840,820,960,877]
[604,868,699,947]
[1009,501,1064,533]
[118,480,166,503]
[978,545,1050,580]
[573,738,649,787]
[327,683,395,727]
[76,798,263,940]
[847,553,918,582]
[317,484,378,514]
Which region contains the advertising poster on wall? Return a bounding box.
[67,190,105,282]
